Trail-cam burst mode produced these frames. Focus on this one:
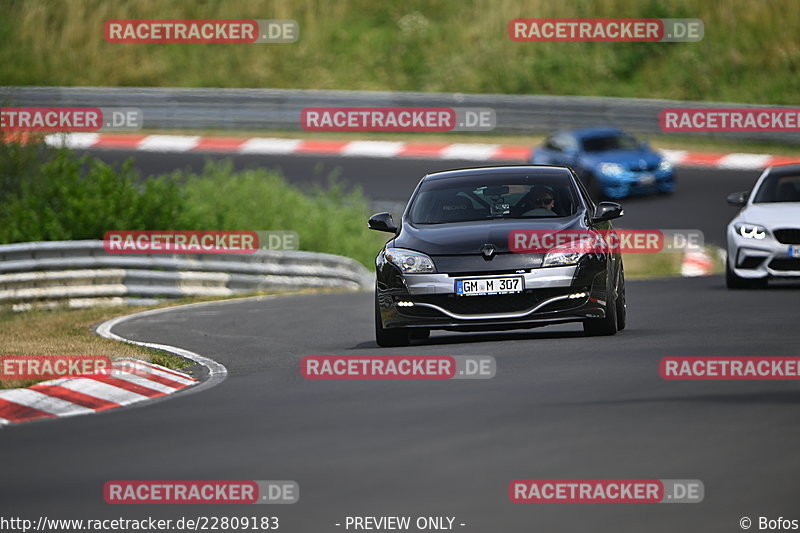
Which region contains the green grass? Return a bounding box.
[0,304,190,389]
[1,0,799,104]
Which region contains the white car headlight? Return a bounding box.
[658,159,672,172]
[598,162,625,177]
[734,223,768,240]
[542,249,585,267]
[384,248,436,273]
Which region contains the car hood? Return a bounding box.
[394,213,586,255]
[739,203,800,226]
[580,149,662,168]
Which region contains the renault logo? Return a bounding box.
[480,244,496,260]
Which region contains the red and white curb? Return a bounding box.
[681,246,716,277]
[0,359,195,426]
[0,301,230,427]
[39,133,799,170]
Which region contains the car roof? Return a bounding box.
[559,127,626,139]
[422,165,574,181]
[766,163,800,176]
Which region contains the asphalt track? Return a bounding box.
[1,277,800,532]
[79,149,760,245]
[1,150,798,532]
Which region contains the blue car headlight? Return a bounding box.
[658,159,673,172]
[385,247,436,273]
[598,162,625,178]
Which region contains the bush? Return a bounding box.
[0,138,385,267]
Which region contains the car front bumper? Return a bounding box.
[376,260,613,332]
[727,226,800,279]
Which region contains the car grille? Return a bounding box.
[768,258,800,271]
[627,161,659,172]
[773,228,800,245]
[400,289,581,317]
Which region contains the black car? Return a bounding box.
[369,165,626,347]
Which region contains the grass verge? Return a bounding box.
[2,0,799,105]
[0,304,189,390]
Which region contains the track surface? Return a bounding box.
[1,277,800,532]
[2,150,797,532]
[81,149,759,245]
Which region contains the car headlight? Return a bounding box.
[658,159,672,172]
[598,162,625,177]
[542,249,585,267]
[384,248,436,273]
[734,223,768,240]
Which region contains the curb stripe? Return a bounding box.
[31,384,120,411]
[113,363,190,389]
[116,360,196,385]
[54,377,150,405]
[0,398,54,422]
[87,374,166,397]
[129,360,197,381]
[0,389,95,416]
[36,133,799,169]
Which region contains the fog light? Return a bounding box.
[568,292,588,299]
[396,301,414,307]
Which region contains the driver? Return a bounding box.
[521,186,557,216]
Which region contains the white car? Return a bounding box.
[726,164,800,289]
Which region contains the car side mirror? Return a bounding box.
[640,140,650,150]
[726,191,749,206]
[592,202,624,222]
[368,212,398,233]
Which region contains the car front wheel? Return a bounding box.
[725,260,768,289]
[583,273,619,336]
[375,291,411,347]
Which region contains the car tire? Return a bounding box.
[409,329,431,340]
[725,260,768,289]
[583,273,619,336]
[375,292,411,347]
[615,266,626,331]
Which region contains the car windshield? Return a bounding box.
[581,134,640,152]
[408,173,581,224]
[752,173,800,203]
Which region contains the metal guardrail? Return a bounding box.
[0,240,372,311]
[2,86,799,144]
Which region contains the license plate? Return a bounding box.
[790,246,800,258]
[455,276,524,296]
[638,173,655,185]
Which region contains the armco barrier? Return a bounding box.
[0,240,372,310]
[2,86,799,144]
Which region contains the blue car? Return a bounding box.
[531,128,675,199]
